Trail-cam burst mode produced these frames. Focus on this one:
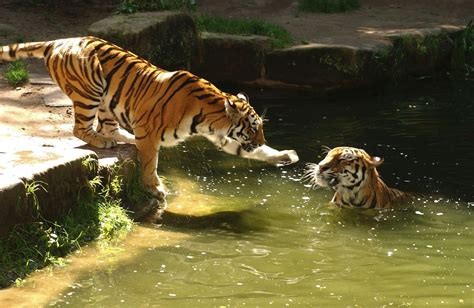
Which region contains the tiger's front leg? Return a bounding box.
[209,136,299,166]
[135,138,168,203]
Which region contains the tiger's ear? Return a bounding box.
[368,156,384,168]
[236,92,249,102]
[225,98,241,117]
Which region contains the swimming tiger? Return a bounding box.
[304,146,407,209]
[0,36,299,203]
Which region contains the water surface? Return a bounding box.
[2,81,473,307]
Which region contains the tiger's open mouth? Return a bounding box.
[303,164,339,189]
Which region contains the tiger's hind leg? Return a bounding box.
[96,109,136,144]
[71,97,117,149]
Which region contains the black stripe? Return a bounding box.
[190,109,203,134]
[73,101,98,110]
[76,113,95,122]
[141,71,187,124]
[188,87,204,95]
[43,43,53,57]
[368,195,377,209]
[9,45,16,58]
[195,93,215,100]
[152,74,200,131]
[208,97,222,105]
[160,128,167,142]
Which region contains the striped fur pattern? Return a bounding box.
[1,36,299,202]
[304,147,406,209]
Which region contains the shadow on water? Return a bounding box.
[158,208,269,233]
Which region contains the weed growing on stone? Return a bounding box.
[195,15,293,49]
[23,180,47,215]
[451,20,474,80]
[4,60,29,87]
[298,0,360,13]
[0,158,134,289]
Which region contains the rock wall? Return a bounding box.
[89,11,198,70]
[88,13,465,92]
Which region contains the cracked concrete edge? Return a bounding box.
[0,148,98,236]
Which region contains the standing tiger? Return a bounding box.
[0,36,299,202]
[304,147,407,209]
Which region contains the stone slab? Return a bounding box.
[192,31,272,83]
[0,148,97,236]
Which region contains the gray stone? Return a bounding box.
[265,43,382,91]
[88,12,198,71]
[0,23,20,45]
[0,148,97,236]
[192,32,272,83]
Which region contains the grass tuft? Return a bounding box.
[195,15,293,49]
[4,60,29,87]
[298,0,360,13]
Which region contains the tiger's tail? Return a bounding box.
[0,41,49,61]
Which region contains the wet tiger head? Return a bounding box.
[305,146,384,190]
[225,92,265,152]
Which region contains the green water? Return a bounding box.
[6,81,474,306]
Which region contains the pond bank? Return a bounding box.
[88,12,472,92]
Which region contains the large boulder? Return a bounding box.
[192,32,272,83]
[0,23,20,45]
[264,43,385,91]
[88,12,198,71]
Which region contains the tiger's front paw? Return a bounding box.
[271,149,299,167]
[146,184,169,204]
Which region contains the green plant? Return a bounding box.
[298,0,360,13]
[116,0,139,14]
[195,15,293,49]
[451,20,474,79]
[23,180,48,217]
[4,60,29,87]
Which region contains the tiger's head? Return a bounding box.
[305,146,384,190]
[225,92,265,152]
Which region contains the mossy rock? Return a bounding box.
[383,27,463,78]
[192,31,273,83]
[265,43,385,90]
[0,23,20,45]
[88,12,198,71]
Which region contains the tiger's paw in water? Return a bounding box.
[132,198,167,221]
[273,149,299,167]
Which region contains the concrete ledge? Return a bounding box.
[0,148,97,236]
